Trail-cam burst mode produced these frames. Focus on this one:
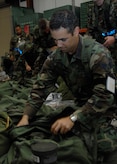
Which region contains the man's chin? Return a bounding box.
[60,48,67,52]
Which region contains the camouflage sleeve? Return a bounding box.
[109,0,117,28]
[74,45,115,125]
[24,58,58,118]
[9,36,17,51]
[33,25,40,40]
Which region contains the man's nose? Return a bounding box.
[55,40,63,47]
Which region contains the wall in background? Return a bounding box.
[0,6,13,58]
[33,0,91,13]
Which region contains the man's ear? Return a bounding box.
[73,26,79,36]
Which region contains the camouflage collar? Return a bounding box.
[72,35,82,60]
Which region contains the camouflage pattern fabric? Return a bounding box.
[0,62,116,163]
[0,35,116,163]
[33,25,56,50]
[56,76,74,100]
[32,25,57,76]
[0,71,71,162]
[87,0,117,43]
[22,35,117,162]
[8,43,38,82]
[32,49,50,76]
[7,30,34,80]
[25,35,115,117]
[87,0,117,72]
[10,31,33,51]
[0,78,92,163]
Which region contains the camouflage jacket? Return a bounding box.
[87,0,117,43]
[33,25,56,50]
[24,35,115,126]
[10,32,32,51]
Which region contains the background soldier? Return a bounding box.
[87,0,117,72]
[3,25,34,78]
[33,18,57,53]
[32,18,57,75]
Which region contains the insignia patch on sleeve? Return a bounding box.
[106,76,116,94]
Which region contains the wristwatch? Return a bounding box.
[70,113,77,122]
[114,34,117,43]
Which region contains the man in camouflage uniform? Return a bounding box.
[9,24,33,53]
[33,18,57,53]
[87,0,117,73]
[17,10,117,163]
[3,25,34,80]
[32,18,57,75]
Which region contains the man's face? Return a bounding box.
[42,27,50,34]
[50,27,79,54]
[15,26,22,36]
[93,0,104,6]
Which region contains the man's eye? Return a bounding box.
[60,38,68,42]
[54,38,68,42]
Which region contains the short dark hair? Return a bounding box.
[39,18,47,31]
[49,9,79,34]
[15,24,21,28]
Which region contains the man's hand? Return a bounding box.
[17,115,29,127]
[103,36,115,47]
[25,62,32,71]
[51,116,74,135]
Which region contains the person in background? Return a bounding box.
[10,24,34,72]
[17,9,117,163]
[9,24,33,53]
[32,18,57,75]
[87,0,117,72]
[3,25,33,78]
[33,18,57,53]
